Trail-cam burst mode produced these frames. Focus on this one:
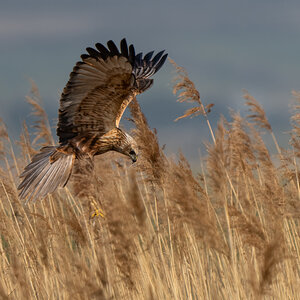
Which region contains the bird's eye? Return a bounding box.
[129,150,136,155]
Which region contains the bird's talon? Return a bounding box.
[90,197,105,219]
[90,208,105,219]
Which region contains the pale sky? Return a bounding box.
[1,0,300,164]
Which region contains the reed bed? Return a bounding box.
[0,61,299,299]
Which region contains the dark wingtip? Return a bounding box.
[107,40,120,56]
[81,54,90,60]
[83,39,167,77]
[95,42,110,59]
[154,53,168,73]
[151,50,165,66]
[143,51,154,63]
[86,47,100,58]
[135,53,143,66]
[120,38,128,57]
[128,44,135,65]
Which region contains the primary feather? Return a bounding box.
[18,38,168,202]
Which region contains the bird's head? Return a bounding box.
[128,149,138,163]
[121,143,138,163]
[116,130,139,163]
[123,133,138,163]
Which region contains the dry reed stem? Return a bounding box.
[26,80,54,148]
[0,76,298,299]
[129,98,167,184]
[169,58,216,144]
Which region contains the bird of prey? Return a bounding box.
[18,38,167,203]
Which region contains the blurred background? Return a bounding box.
[1,0,300,166]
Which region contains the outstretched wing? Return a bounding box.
[57,38,168,145]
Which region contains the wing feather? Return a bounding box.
[107,40,120,56]
[95,43,110,59]
[86,47,101,58]
[120,39,128,57]
[57,38,168,145]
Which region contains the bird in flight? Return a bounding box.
[18,38,167,203]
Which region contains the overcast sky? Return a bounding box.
[1,0,300,165]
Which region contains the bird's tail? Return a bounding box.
[18,146,75,203]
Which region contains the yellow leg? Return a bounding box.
[89,197,105,219]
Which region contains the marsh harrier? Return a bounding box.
[18,38,167,202]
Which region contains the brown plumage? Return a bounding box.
[18,38,167,202]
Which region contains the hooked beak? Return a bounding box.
[130,153,137,163]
